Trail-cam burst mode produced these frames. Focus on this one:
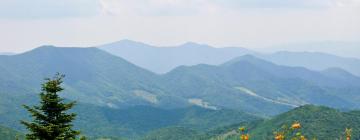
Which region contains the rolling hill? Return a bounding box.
[161,55,360,115]
[259,51,360,76]
[0,46,185,109]
[139,105,360,140]
[206,105,360,140]
[98,40,254,74]
[98,40,360,76]
[72,105,259,138]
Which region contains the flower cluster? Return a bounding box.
[272,121,308,140]
[274,132,285,140]
[345,128,352,140]
[239,127,250,140]
[238,122,352,140]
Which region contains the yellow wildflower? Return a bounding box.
[275,133,285,140]
[241,134,250,140]
[291,122,301,129]
[239,127,246,132]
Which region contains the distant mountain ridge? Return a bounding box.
[258,51,360,76]
[98,40,360,76]
[265,41,360,59]
[98,40,255,74]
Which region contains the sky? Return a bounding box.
[0,0,359,56]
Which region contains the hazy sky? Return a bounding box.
[0,0,359,55]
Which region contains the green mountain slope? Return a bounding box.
[75,105,261,138]
[206,105,360,140]
[0,46,181,137]
[0,46,183,108]
[3,101,259,138]
[162,55,360,115]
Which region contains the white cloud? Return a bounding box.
[0,0,100,19]
[0,0,359,54]
[334,0,360,7]
[98,0,219,16]
[1,0,358,19]
[96,0,360,18]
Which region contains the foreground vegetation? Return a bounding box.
[238,122,352,140]
[140,105,360,140]
[207,105,360,140]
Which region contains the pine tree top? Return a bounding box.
[21,73,80,140]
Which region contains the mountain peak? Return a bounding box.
[223,54,270,66]
[238,54,257,59]
[292,104,333,112]
[31,45,96,51]
[36,45,57,49]
[25,45,59,53]
[179,42,211,48]
[117,39,142,44]
[102,39,152,48]
[17,46,104,59]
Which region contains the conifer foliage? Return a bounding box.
[21,73,80,140]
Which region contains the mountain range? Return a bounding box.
[1,45,360,138]
[265,41,360,59]
[99,40,360,76]
[98,40,254,74]
[2,46,360,114]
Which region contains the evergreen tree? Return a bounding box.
[21,73,80,140]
